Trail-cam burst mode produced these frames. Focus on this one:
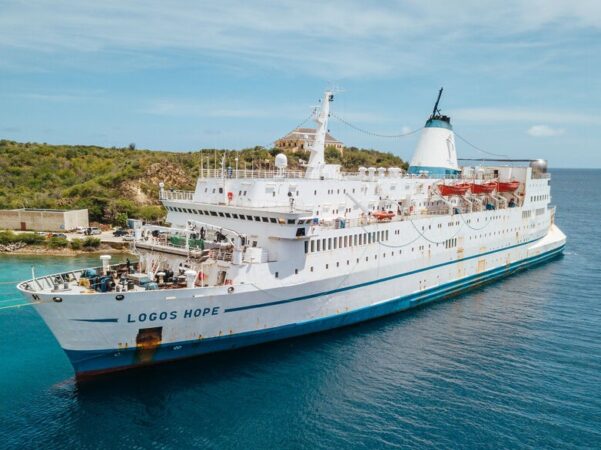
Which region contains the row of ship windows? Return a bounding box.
[305,219,548,255]
[305,230,390,253]
[166,206,310,225]
[298,222,549,275]
[530,194,549,202]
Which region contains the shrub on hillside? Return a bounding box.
[83,237,101,249]
[47,237,69,249]
[70,238,83,250]
[0,231,16,245]
[17,232,45,245]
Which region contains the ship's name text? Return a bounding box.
[127,307,220,323]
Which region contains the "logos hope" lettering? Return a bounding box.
[127,307,220,323]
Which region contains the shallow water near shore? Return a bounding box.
[1,169,600,449]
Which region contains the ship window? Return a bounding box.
[317,240,321,251]
[295,269,298,275]
[322,239,326,250]
[243,191,247,196]
[310,240,315,252]
[232,214,238,219]
[304,242,309,253]
[287,219,295,224]
[333,238,337,249]
[336,261,340,267]
[310,266,314,272]
[262,217,269,222]
[270,218,277,223]
[325,264,329,269]
[339,236,343,248]
[296,228,305,237]
[254,216,261,221]
[212,189,216,193]
[218,212,224,217]
[219,188,223,194]
[210,211,217,216]
[275,272,279,278]
[246,215,253,220]
[225,213,231,218]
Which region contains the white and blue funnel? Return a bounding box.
[408,88,459,177]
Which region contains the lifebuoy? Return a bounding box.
[227,192,233,201]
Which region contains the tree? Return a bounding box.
[128,143,136,150]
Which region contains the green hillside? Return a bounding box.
[0,140,407,225]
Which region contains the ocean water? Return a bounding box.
[1,169,600,449]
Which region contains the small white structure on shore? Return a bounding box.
[0,208,89,232]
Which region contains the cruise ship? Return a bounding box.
[17,90,566,379]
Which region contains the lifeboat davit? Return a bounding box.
[438,183,470,196]
[373,210,395,221]
[470,182,497,194]
[497,180,520,192]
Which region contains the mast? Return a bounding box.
[305,91,333,179]
[431,87,443,118]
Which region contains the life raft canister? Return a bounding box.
[227,192,233,201]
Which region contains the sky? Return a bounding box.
[1,0,600,167]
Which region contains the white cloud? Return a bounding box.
[453,107,601,126]
[0,0,600,77]
[527,124,566,137]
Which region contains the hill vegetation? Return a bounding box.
[0,140,407,225]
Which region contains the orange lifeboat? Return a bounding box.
[497,180,520,192]
[373,210,395,221]
[470,182,497,194]
[438,183,470,196]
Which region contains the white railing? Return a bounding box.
[199,168,306,179]
[161,190,194,201]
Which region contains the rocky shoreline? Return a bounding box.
[0,244,132,256]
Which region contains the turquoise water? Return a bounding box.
[1,170,600,449]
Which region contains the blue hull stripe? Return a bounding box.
[65,244,564,377]
[72,318,119,323]
[225,236,545,313]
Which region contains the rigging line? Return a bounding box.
[330,113,423,138]
[263,112,315,150]
[408,216,465,245]
[454,132,509,159]
[0,301,41,311]
[458,211,494,231]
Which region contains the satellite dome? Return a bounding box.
[275,153,288,169]
[529,159,548,174]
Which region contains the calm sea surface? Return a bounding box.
[1,169,600,449]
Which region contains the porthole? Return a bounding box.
[116,294,125,301]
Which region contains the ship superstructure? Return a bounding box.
[17,90,566,378]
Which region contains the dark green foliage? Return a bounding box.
[47,237,69,249]
[70,238,83,250]
[0,140,406,225]
[83,237,101,248]
[16,232,45,245]
[0,231,45,245]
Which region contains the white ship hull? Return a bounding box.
[19,224,565,378]
[16,89,566,379]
